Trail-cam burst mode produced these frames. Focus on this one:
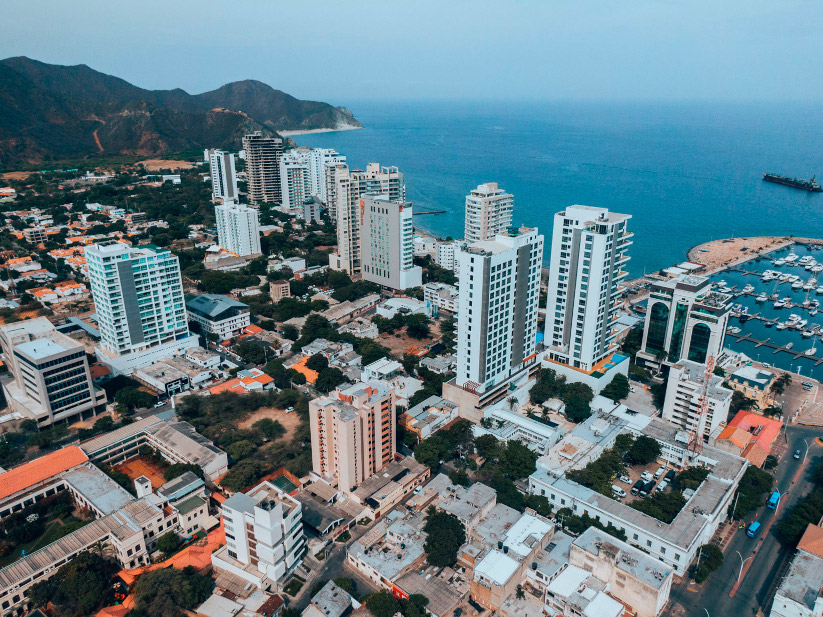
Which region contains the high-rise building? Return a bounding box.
[309,381,396,492]
[662,359,732,441]
[279,148,312,210]
[211,481,306,590]
[635,274,731,369]
[243,132,283,204]
[309,148,345,201]
[328,163,405,274]
[360,195,422,290]
[544,205,632,372]
[215,201,262,256]
[209,150,238,202]
[454,226,544,398]
[464,182,513,244]
[87,241,197,373]
[0,318,107,427]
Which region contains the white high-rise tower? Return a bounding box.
[215,202,262,256]
[464,182,513,244]
[209,150,238,202]
[544,205,632,372]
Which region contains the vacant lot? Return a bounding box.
[137,159,197,171]
[377,319,443,357]
[237,406,302,441]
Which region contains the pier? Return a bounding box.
[412,208,447,216]
[727,333,823,364]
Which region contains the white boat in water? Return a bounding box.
[806,347,817,356]
[777,321,790,330]
[727,326,742,335]
[774,258,787,266]
[756,293,768,302]
[786,342,794,349]
[793,281,804,290]
[774,300,785,309]
[802,330,815,338]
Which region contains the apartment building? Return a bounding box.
[309,381,396,492]
[270,280,291,304]
[445,226,543,420]
[435,240,460,274]
[662,359,733,442]
[360,194,422,290]
[464,183,513,244]
[186,294,251,340]
[23,226,46,244]
[636,274,731,370]
[209,150,238,202]
[243,132,284,204]
[279,149,312,210]
[328,163,405,274]
[215,201,262,256]
[87,241,197,373]
[423,282,459,314]
[211,481,306,591]
[0,318,106,427]
[544,205,632,372]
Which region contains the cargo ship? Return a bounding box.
[763,173,822,192]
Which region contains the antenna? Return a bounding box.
[687,355,715,457]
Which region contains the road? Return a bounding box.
[667,424,822,617]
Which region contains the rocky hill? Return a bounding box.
[0,57,361,166]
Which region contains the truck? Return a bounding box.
[746,521,761,538]
[631,480,644,496]
[767,491,780,509]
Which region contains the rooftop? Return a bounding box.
[61,463,134,514]
[0,446,88,501]
[797,524,823,560]
[776,548,823,612]
[186,294,249,319]
[309,580,353,617]
[573,527,673,589]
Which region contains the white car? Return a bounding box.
[640,471,653,482]
[618,475,631,484]
[654,466,666,479]
[285,406,295,413]
[656,480,668,492]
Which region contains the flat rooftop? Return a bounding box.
[573,527,673,589]
[62,464,134,514]
[776,549,823,611]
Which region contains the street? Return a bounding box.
[666,424,822,617]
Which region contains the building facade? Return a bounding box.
[209,150,238,202]
[243,132,284,204]
[270,280,291,304]
[360,195,422,290]
[186,294,251,340]
[544,205,632,372]
[87,242,196,372]
[455,226,543,396]
[279,149,312,210]
[0,318,106,427]
[215,201,262,256]
[212,481,306,590]
[464,182,513,244]
[309,382,397,492]
[662,359,733,441]
[636,274,731,369]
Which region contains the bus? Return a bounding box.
[746,522,761,538]
[767,491,780,509]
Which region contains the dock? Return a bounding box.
[412,208,447,216]
[726,333,823,364]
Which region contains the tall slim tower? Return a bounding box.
[360,194,422,290]
[455,226,544,394]
[279,149,312,210]
[215,202,262,256]
[209,150,238,202]
[544,205,632,372]
[242,132,283,204]
[464,182,513,243]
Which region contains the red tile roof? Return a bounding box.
[0,446,88,500]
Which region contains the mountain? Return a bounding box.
[0,57,362,166]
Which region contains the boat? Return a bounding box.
[800,255,814,264]
[756,293,768,302]
[779,273,791,281]
[774,258,787,266]
[802,330,815,338]
[804,280,817,291]
[798,319,809,328]
[793,281,804,289]
[763,172,823,192]
[786,342,794,349]
[777,321,790,330]
[765,320,775,328]
[817,287,823,295]
[786,253,800,264]
[774,300,785,309]
[813,309,820,316]
[742,284,755,294]
[727,326,742,335]
[806,347,817,356]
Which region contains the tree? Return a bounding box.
[163,463,204,481]
[226,440,256,460]
[414,437,445,468]
[600,373,630,402]
[29,552,113,616]
[507,396,519,411]
[366,592,401,617]
[498,440,537,479]
[690,544,724,583]
[156,531,182,555]
[282,324,299,340]
[128,567,214,617]
[306,353,329,372]
[315,367,347,393]
[115,386,154,410]
[253,418,286,440]
[449,469,471,487]
[625,435,662,465]
[423,507,466,567]
[475,434,501,459]
[92,415,115,433]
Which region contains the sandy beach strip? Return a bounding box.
[279,126,363,137]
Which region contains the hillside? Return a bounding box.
[0,57,361,167]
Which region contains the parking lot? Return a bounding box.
[612,458,677,504]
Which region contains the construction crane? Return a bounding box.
[687,355,716,458]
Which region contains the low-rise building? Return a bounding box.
[208,368,275,395]
[712,410,782,467]
[399,396,459,441]
[337,318,379,339]
[349,457,430,519]
[361,357,403,381]
[321,294,380,325]
[187,294,251,340]
[770,524,823,617]
[375,297,429,320]
[423,282,459,314]
[420,354,456,375]
[134,361,191,397]
[727,365,775,409]
[302,580,355,617]
[472,408,563,455]
[270,280,291,304]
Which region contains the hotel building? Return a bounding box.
[243,132,284,204]
[360,194,422,290]
[309,381,397,492]
[662,359,733,442]
[464,182,514,244]
[215,201,262,256]
[209,150,238,202]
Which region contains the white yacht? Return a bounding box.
[742,284,755,294]
[806,347,817,356]
[793,281,804,290]
[727,326,742,335]
[756,292,768,302]
[774,258,787,266]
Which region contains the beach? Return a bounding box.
[278,126,363,137]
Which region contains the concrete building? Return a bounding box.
[544,205,633,375]
[464,183,513,244]
[186,294,251,340]
[211,481,306,591]
[0,318,106,427]
[270,280,291,304]
[399,395,459,441]
[216,201,262,256]
[446,226,543,421]
[243,132,283,205]
[209,150,238,202]
[87,241,198,373]
[309,381,396,492]
[770,524,823,617]
[302,581,355,617]
[662,359,733,442]
[471,408,562,455]
[302,196,323,224]
[328,163,405,274]
[570,528,673,617]
[23,226,46,244]
[423,282,459,314]
[279,149,312,211]
[360,195,422,290]
[636,274,731,370]
[727,365,775,410]
[435,240,459,272]
[309,149,345,202]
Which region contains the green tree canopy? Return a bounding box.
[423,507,466,567]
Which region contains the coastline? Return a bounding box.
[279,126,363,137]
[686,236,823,276]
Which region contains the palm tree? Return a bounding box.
[654,349,669,376]
[507,396,519,411]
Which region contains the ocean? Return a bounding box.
[295,100,823,278]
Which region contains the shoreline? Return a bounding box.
[279,126,363,137]
[685,236,823,276]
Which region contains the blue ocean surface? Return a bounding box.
[296,100,823,278]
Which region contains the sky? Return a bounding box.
[3,0,822,104]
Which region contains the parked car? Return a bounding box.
[656,480,668,492]
[285,406,295,413]
[803,381,814,388]
[664,470,677,482]
[640,471,654,482]
[618,475,631,484]
[631,480,644,496]
[640,481,655,498]
[794,449,802,459]
[611,485,627,499]
[654,466,667,479]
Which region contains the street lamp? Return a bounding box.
[736,551,753,584]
